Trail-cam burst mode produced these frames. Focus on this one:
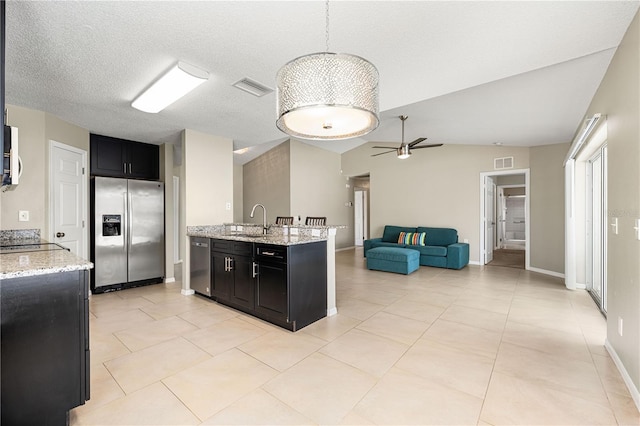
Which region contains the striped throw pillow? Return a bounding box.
[397,231,426,246]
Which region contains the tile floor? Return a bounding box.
[70,248,640,425]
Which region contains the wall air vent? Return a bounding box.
[494,156,514,170]
[232,78,274,97]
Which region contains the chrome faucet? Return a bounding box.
[250,203,268,235]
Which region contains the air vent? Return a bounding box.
[232,78,274,97]
[494,156,514,170]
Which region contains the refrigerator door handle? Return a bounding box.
[128,192,133,249]
[123,192,128,252]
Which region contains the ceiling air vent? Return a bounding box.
[232,78,274,97]
[494,156,514,170]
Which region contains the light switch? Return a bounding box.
[635,219,640,240]
[611,217,618,235]
[18,210,29,222]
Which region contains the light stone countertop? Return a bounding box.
[187,223,345,246]
[0,239,93,280]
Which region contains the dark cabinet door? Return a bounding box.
[90,134,159,180]
[229,255,255,310]
[90,135,127,177]
[126,141,159,180]
[255,261,288,321]
[211,251,231,301]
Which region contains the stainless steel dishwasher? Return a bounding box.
[189,237,211,297]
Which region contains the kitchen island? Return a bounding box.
[0,230,93,425]
[186,223,341,331]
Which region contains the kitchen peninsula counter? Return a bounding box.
[186,224,338,246]
[0,238,93,279]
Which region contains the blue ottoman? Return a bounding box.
[366,247,420,275]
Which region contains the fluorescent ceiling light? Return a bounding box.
[132,61,208,113]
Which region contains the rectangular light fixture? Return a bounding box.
[131,61,209,113]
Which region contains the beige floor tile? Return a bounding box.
[163,348,278,421]
[238,330,327,371]
[507,301,583,335]
[263,352,376,425]
[383,297,446,323]
[105,337,210,394]
[336,297,385,321]
[480,371,617,425]
[591,353,635,397]
[339,411,375,425]
[354,367,483,425]
[90,295,154,318]
[70,382,200,425]
[395,339,494,399]
[90,308,154,335]
[178,303,239,328]
[404,288,458,308]
[71,364,124,416]
[114,316,199,352]
[453,291,513,314]
[357,311,430,345]
[320,328,409,377]
[502,321,594,363]
[494,342,608,404]
[439,304,507,332]
[607,391,640,425]
[140,296,211,320]
[201,388,314,425]
[90,330,131,364]
[421,319,502,359]
[183,317,268,356]
[299,313,361,342]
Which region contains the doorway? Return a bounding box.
[49,141,88,258]
[351,175,370,247]
[586,145,607,313]
[479,169,530,269]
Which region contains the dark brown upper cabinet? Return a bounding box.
[90,133,159,180]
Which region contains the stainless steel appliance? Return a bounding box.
[189,237,211,296]
[91,176,164,292]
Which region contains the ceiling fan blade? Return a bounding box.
[410,143,444,149]
[407,137,427,147]
[371,150,396,157]
[371,145,400,149]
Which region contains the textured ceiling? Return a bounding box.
[5,1,639,164]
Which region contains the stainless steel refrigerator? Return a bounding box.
[91,176,164,292]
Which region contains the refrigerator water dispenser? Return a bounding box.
[102,215,121,236]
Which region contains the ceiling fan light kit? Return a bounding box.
[276,0,379,140]
[371,115,443,159]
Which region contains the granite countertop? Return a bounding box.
[187,224,342,246]
[0,238,94,280]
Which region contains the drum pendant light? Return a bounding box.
[276,1,379,140]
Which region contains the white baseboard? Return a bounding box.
[469,260,481,266]
[336,246,356,252]
[575,282,587,290]
[527,266,565,279]
[605,339,640,412]
[164,277,175,283]
[181,288,195,296]
[327,307,338,316]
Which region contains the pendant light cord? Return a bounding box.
[325,0,330,52]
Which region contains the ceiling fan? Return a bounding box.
[371,115,442,159]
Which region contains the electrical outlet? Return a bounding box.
[463,238,469,243]
[312,229,321,237]
[290,228,299,235]
[635,219,640,240]
[618,317,623,336]
[611,217,619,235]
[18,210,29,222]
[225,202,231,211]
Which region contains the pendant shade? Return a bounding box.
[276,52,379,140]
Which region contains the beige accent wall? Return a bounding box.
[529,143,569,273]
[233,164,243,223]
[289,138,351,248]
[243,140,290,224]
[584,11,640,392]
[1,105,90,242]
[341,143,534,263]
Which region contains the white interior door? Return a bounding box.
[354,190,364,246]
[588,146,607,313]
[50,142,87,257]
[484,176,496,263]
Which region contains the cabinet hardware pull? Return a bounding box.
[262,251,276,256]
[229,258,234,271]
[252,262,258,278]
[123,163,126,174]
[128,163,132,174]
[225,257,229,272]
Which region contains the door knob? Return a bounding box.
[56,232,65,238]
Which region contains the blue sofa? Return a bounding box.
[364,225,469,270]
